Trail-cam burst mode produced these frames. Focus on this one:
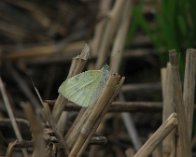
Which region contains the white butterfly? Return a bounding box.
[58,65,110,107]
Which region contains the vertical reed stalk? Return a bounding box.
[169,51,191,157]
[161,62,176,157]
[68,74,121,157]
[96,0,126,68]
[52,44,89,122]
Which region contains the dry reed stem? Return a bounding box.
[56,112,68,135]
[151,139,162,157]
[65,77,124,150]
[52,94,67,122]
[169,51,191,157]
[76,77,125,157]
[0,118,29,126]
[64,45,100,147]
[68,74,121,157]
[65,71,117,149]
[0,78,28,157]
[20,48,156,65]
[110,0,131,72]
[161,68,166,107]
[121,82,161,92]
[41,102,53,123]
[41,102,66,154]
[103,0,139,152]
[52,44,89,122]
[1,41,85,60]
[161,63,176,157]
[133,113,178,157]
[13,136,107,149]
[146,133,162,157]
[22,103,47,157]
[47,100,196,113]
[65,102,161,149]
[67,44,89,78]
[5,140,17,157]
[96,0,126,68]
[65,107,87,148]
[183,49,196,141]
[65,107,89,149]
[90,0,112,56]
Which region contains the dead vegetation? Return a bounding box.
[0,0,196,157]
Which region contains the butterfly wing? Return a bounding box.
[58,70,102,107]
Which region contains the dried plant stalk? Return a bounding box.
[47,100,161,112]
[169,51,191,157]
[52,44,89,122]
[108,0,131,133]
[65,77,124,150]
[5,140,17,157]
[0,78,28,157]
[13,135,107,149]
[183,49,196,141]
[65,102,161,149]
[161,68,167,108]
[121,82,161,92]
[1,41,84,60]
[56,112,68,135]
[68,74,121,157]
[91,0,112,56]
[46,100,196,113]
[22,103,47,157]
[110,0,131,72]
[77,77,124,157]
[133,113,177,157]
[65,107,90,149]
[96,0,126,68]
[161,63,176,157]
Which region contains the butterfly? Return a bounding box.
[58,65,110,107]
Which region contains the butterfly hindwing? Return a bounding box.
[59,70,102,107]
[58,65,110,107]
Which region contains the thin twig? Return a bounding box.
[0,78,28,157]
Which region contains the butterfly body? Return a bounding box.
[58,66,110,107]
